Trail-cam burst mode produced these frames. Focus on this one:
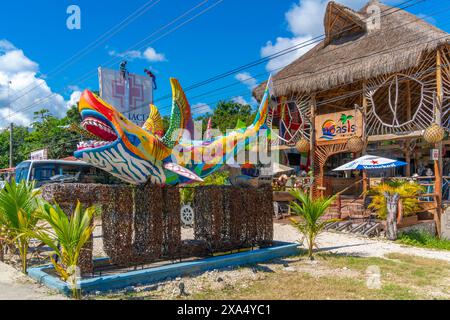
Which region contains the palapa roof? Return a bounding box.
[253,0,450,99]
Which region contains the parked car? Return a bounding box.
[15,159,124,188]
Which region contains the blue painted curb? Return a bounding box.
[28,242,300,296]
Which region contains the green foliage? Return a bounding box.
[31,201,95,298]
[0,105,81,169]
[368,180,424,220]
[0,180,41,273]
[289,190,336,260]
[179,171,230,204]
[397,231,450,251]
[196,100,256,134]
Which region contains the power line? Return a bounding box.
[1,0,222,126]
[8,0,162,104]
[152,0,425,103]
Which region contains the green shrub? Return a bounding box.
[289,190,337,260]
[0,180,41,273]
[397,231,450,251]
[368,180,424,220]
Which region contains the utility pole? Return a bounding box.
[7,80,13,169]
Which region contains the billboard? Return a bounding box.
[30,148,48,160]
[98,67,154,126]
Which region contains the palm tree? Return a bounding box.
[339,114,354,132]
[0,180,41,273]
[31,201,95,299]
[289,190,336,260]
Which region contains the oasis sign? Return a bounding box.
[315,109,362,143]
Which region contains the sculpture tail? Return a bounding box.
[252,75,273,130]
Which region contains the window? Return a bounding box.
[15,162,31,183]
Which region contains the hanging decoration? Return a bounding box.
[295,138,310,153]
[346,136,364,153]
[267,94,311,146]
[423,123,445,144]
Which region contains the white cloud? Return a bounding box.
[261,35,314,72]
[143,47,166,62]
[66,90,82,109]
[108,46,166,63]
[235,72,258,91]
[192,103,212,115]
[0,39,76,128]
[261,0,371,72]
[231,96,257,107]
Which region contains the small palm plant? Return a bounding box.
[289,190,336,260]
[0,180,41,273]
[32,201,95,299]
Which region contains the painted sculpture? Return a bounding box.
[73,77,272,185]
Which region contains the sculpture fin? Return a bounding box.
[163,162,204,182]
[161,78,194,148]
[142,104,164,137]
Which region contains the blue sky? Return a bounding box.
[0,0,447,127]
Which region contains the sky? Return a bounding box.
[0,0,447,128]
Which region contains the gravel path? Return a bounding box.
[274,223,450,262]
[0,262,65,300]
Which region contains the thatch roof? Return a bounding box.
[253,0,450,99]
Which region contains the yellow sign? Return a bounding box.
[315,109,362,143]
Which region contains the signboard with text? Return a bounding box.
[315,109,363,143]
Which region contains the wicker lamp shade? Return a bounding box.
[423,123,445,144]
[346,136,364,153]
[295,138,310,153]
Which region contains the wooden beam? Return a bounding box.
[367,130,424,142]
[310,95,317,199]
[405,81,412,177]
[362,81,368,196]
[435,48,443,236]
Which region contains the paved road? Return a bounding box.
[0,262,65,300]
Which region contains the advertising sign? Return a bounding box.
[315,109,363,143]
[98,67,154,126]
[30,148,48,160]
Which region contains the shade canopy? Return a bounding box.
[333,155,407,171]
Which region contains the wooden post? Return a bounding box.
[435,49,444,236]
[405,81,412,177]
[385,192,399,240]
[362,81,368,196]
[310,95,317,199]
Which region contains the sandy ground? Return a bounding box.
[274,223,450,262]
[0,262,65,300]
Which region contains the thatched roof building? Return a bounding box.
[254,0,450,99]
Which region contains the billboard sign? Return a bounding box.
[30,148,48,160]
[98,67,154,126]
[315,109,363,143]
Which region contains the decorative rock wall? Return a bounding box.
[193,185,274,253]
[42,183,274,271]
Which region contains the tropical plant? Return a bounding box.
[368,180,424,219]
[289,190,336,260]
[31,201,95,299]
[0,180,41,273]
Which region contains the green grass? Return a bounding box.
[96,253,450,300]
[397,231,450,251]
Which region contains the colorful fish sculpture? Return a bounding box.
[73,76,272,185]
